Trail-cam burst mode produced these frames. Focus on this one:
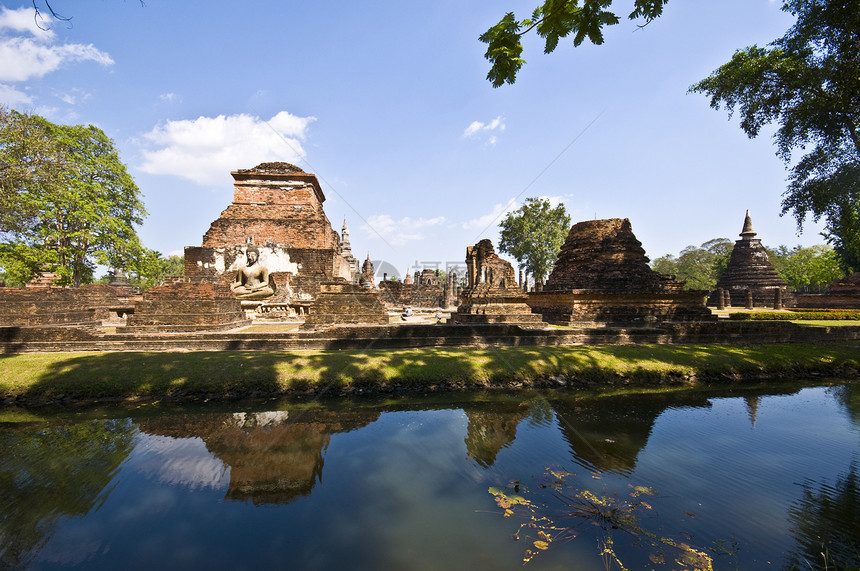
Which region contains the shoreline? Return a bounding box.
[2,342,859,407]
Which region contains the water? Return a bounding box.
[2,382,859,570]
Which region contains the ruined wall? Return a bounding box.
[796,272,860,309]
[377,282,444,309]
[300,282,389,330]
[122,281,249,332]
[0,285,131,327]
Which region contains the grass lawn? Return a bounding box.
[1,342,858,404]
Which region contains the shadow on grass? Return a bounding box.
[3,341,859,404]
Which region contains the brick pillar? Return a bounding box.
[723,289,731,308]
[716,288,725,310]
[745,290,754,309]
[774,288,783,310]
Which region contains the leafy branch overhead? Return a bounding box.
[690,0,860,272]
[480,0,668,87]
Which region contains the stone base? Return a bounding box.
[300,282,389,330]
[707,286,796,308]
[449,312,547,327]
[528,290,714,327]
[451,284,548,329]
[122,281,249,333]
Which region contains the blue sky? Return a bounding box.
[0,0,827,279]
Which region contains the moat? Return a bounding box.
[2,380,859,570]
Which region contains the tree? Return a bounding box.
[111,250,184,290]
[651,238,733,291]
[480,0,669,87]
[768,244,845,292]
[690,0,860,272]
[655,237,846,293]
[498,197,571,286]
[0,109,146,287]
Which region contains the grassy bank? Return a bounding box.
[1,342,859,405]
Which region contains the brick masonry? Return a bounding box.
[3,321,859,353]
[530,218,713,326]
[186,163,352,287]
[121,280,249,333]
[0,285,134,328]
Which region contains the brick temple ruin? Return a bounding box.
[707,211,794,308]
[449,239,546,327]
[184,162,354,300]
[796,272,860,309]
[5,159,860,350]
[377,268,457,311]
[127,161,381,330]
[527,218,714,326]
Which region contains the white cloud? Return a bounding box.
[0,82,31,105]
[463,115,506,139]
[0,6,50,37]
[461,200,519,230]
[160,92,179,103]
[138,111,316,186]
[0,8,113,83]
[362,214,446,246]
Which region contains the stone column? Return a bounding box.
[774,288,783,310]
[745,290,754,309]
[716,288,725,310]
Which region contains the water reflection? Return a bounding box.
[0,419,136,568]
[786,462,860,569]
[0,383,858,570]
[464,401,530,468]
[550,393,714,474]
[138,409,380,505]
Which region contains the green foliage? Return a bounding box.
[656,239,846,293]
[0,108,146,287]
[785,464,860,570]
[729,309,860,321]
[0,419,136,568]
[126,250,184,290]
[768,244,846,292]
[651,238,733,291]
[480,0,668,87]
[498,197,571,286]
[690,0,860,272]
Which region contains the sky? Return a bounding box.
[0,0,829,280]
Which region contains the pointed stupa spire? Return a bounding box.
[740,209,756,240]
[360,252,375,288]
[340,217,353,257]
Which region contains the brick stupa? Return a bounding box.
[528,218,714,326]
[707,211,793,308]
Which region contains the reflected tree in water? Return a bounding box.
[830,384,860,429]
[464,403,530,468]
[786,463,860,570]
[0,419,136,568]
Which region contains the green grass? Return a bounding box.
[791,320,860,327]
[1,342,858,404]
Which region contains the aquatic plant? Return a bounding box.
[489,467,713,569]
